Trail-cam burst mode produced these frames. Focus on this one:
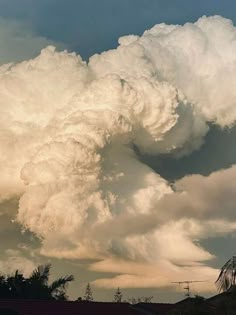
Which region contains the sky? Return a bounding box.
[1,0,236,302]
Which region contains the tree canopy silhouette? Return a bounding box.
[83,283,94,302]
[216,255,236,292]
[113,287,123,303]
[0,264,74,300]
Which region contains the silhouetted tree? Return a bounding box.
[0,275,11,298]
[6,270,26,298]
[83,283,93,302]
[113,287,122,303]
[0,264,74,300]
[216,255,236,292]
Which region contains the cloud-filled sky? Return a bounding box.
[1,0,236,60]
[1,0,236,302]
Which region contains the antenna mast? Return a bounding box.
[171,280,206,297]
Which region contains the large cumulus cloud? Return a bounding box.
[1,15,236,291]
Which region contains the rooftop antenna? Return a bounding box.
[171,280,207,297]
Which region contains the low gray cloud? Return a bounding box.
[0,18,63,64]
[155,166,236,222]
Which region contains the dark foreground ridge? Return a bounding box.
[0,293,235,315]
[0,300,151,315]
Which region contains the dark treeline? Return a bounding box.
[0,264,73,300]
[0,264,153,303]
[0,254,236,315]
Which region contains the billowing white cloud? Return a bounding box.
[1,15,236,290]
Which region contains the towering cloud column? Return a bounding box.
[1,15,236,289]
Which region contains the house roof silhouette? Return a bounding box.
[132,302,174,315]
[0,300,149,315]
